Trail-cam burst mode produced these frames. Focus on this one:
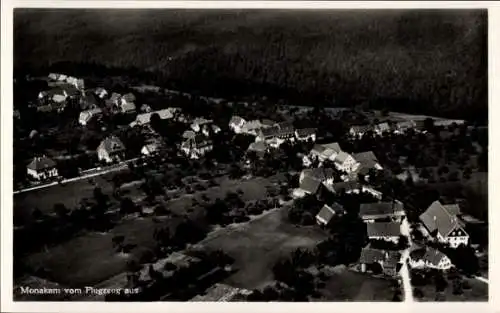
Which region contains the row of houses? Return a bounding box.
[349,120,418,138]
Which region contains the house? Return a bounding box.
[191,118,214,132]
[394,120,416,133]
[97,136,126,163]
[359,201,405,222]
[42,88,67,103]
[121,93,136,105]
[359,246,401,276]
[110,93,122,105]
[130,108,177,127]
[419,200,469,248]
[181,134,213,159]
[79,107,103,126]
[326,181,361,195]
[94,87,108,99]
[247,141,269,158]
[293,176,322,198]
[309,142,342,162]
[189,283,252,302]
[299,168,335,186]
[59,83,80,99]
[26,156,59,180]
[333,151,359,173]
[240,120,264,136]
[120,102,136,114]
[201,124,221,137]
[367,222,401,243]
[361,185,383,200]
[295,128,316,142]
[409,248,452,270]
[349,125,372,138]
[374,122,390,135]
[315,202,346,226]
[229,116,247,133]
[141,142,161,156]
[182,130,196,139]
[354,151,383,176]
[140,104,152,113]
[139,252,201,283]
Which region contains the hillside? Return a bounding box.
[14,9,487,121]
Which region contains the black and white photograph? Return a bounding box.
[2,2,492,309]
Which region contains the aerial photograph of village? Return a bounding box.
[12,9,488,302]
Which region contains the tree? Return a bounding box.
[120,197,137,214]
[53,203,69,218]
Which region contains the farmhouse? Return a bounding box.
[181,134,213,159]
[326,181,361,195]
[78,107,103,126]
[26,156,58,180]
[359,201,405,222]
[367,222,401,243]
[315,202,346,226]
[373,122,390,135]
[394,120,417,133]
[333,151,359,173]
[120,102,137,114]
[409,247,452,270]
[240,120,264,136]
[247,141,269,158]
[97,136,126,163]
[299,168,335,186]
[419,200,469,248]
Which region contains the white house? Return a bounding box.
[27,156,59,180]
[181,134,213,159]
[97,136,126,163]
[130,108,178,127]
[229,116,247,133]
[78,108,103,126]
[419,201,469,248]
[333,151,359,173]
[409,248,452,270]
[295,128,316,142]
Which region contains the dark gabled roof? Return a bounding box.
[295,128,316,138]
[276,121,294,132]
[330,181,361,193]
[261,119,275,126]
[410,248,447,266]
[359,247,386,264]
[334,151,352,164]
[354,151,380,169]
[27,156,57,171]
[230,115,245,125]
[311,144,327,155]
[367,222,401,237]
[350,124,372,133]
[359,201,404,218]
[299,176,322,194]
[260,126,280,138]
[322,142,342,154]
[98,136,125,153]
[183,134,213,150]
[60,83,80,97]
[419,201,463,238]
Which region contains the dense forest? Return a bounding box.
[14,9,487,122]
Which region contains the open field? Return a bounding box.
[14,169,134,224]
[318,269,397,301]
[21,215,182,287]
[166,175,278,218]
[189,207,328,290]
